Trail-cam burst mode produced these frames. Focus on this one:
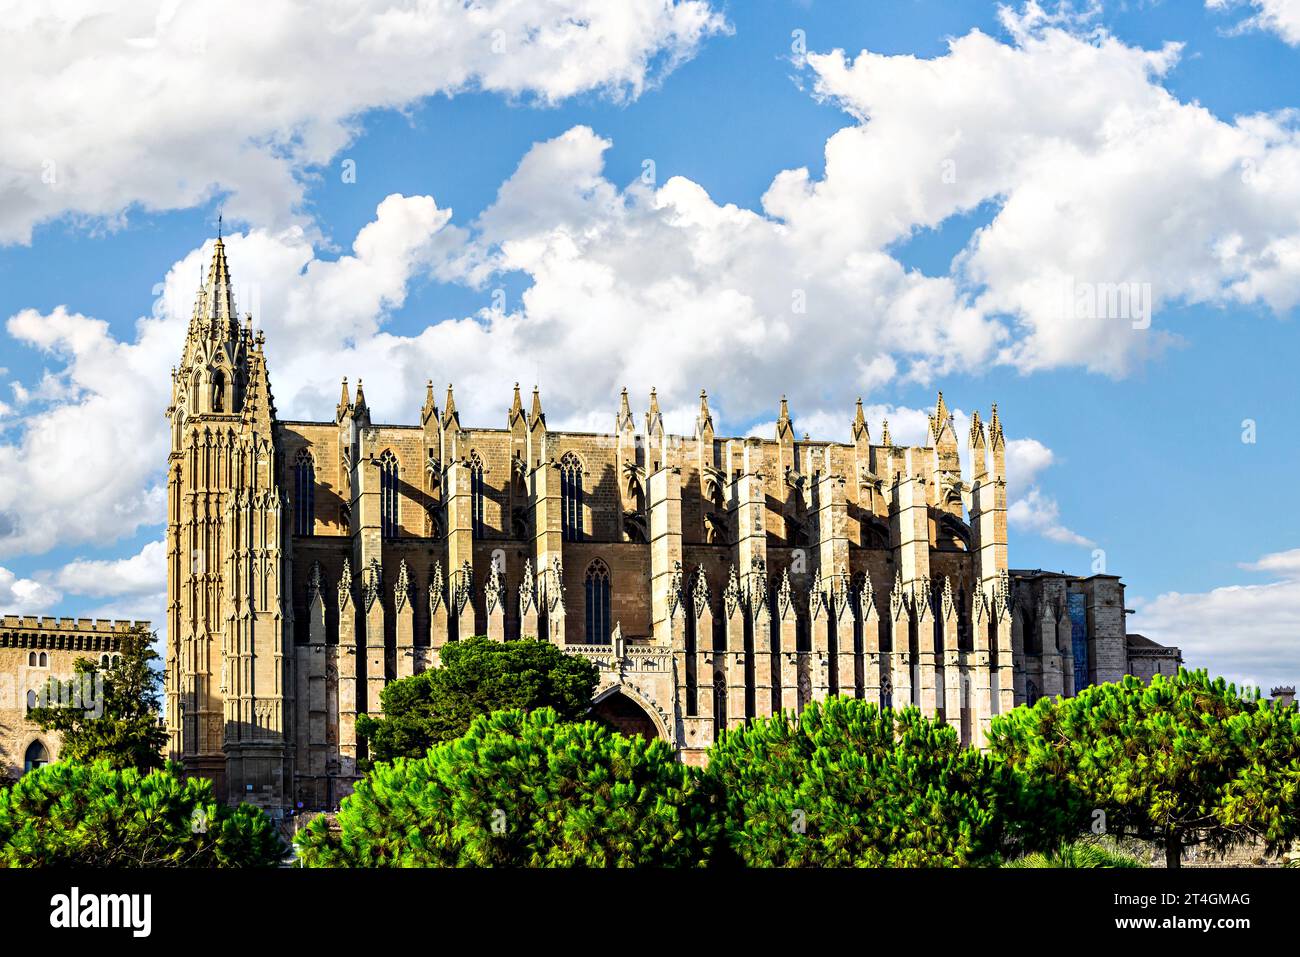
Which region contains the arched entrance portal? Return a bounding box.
[591,691,662,742]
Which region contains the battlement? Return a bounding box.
[0,615,151,651]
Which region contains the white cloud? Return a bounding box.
[1208,0,1300,45]
[55,539,166,598]
[0,0,727,243]
[1130,547,1300,693]
[0,306,171,556]
[0,565,60,613]
[8,4,1295,567]
[1007,488,1095,548]
[803,9,1300,375]
[1240,547,1300,575]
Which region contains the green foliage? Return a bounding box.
[0,760,284,867]
[297,708,717,867]
[702,696,1015,867]
[27,624,168,772]
[355,637,598,765]
[988,668,1300,867]
[1005,839,1145,868]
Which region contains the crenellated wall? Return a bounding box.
[0,618,146,781]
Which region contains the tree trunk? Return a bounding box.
[1165,827,1182,869]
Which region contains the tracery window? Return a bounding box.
[560,452,584,543]
[469,452,486,538]
[294,450,315,536]
[380,451,400,539]
[584,559,611,645]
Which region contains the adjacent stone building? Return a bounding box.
[0,616,144,781]
[164,238,1182,810]
[1006,571,1181,702]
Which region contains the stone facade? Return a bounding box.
[1123,633,1185,684]
[1006,570,1183,702]
[165,239,1182,810]
[0,616,144,781]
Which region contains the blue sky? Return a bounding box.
[0,0,1297,689]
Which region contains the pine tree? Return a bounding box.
[355,637,599,765]
[298,708,718,867]
[0,760,284,867]
[988,668,1300,868]
[702,696,1019,867]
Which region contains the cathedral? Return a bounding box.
[164,237,1181,810]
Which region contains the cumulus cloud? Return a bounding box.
[0,306,171,556]
[1007,488,1095,548]
[0,0,727,243]
[1208,0,1300,45]
[1130,547,1300,693]
[803,6,1300,375]
[8,4,1296,564]
[55,539,166,598]
[0,566,60,613]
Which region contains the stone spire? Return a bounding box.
[509,382,524,426]
[969,409,985,447]
[530,385,545,429]
[776,395,794,441]
[616,387,634,432]
[421,380,438,426]
[929,391,952,444]
[881,418,892,448]
[989,403,1005,480]
[645,387,663,437]
[443,384,460,432]
[696,388,714,441]
[335,377,351,423]
[192,236,239,341]
[852,397,869,442]
[969,409,987,481]
[353,378,369,421]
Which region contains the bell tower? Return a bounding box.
[165,236,292,806]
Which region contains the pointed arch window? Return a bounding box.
[23,740,48,773]
[469,452,486,538]
[585,560,611,645]
[560,452,584,543]
[294,450,315,536]
[380,451,400,539]
[212,370,226,413]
